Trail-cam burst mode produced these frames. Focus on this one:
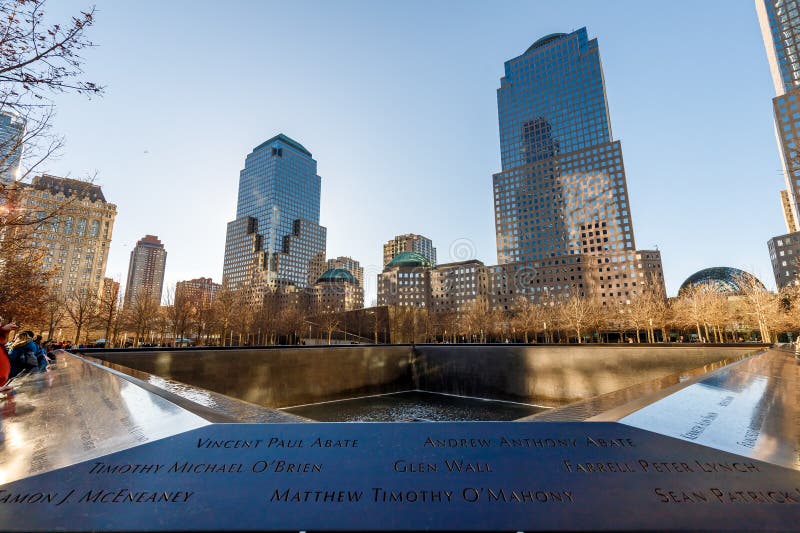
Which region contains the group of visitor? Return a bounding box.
[0,322,62,395]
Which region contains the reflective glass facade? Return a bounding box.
[758,0,800,232]
[491,29,664,306]
[223,134,326,292]
[757,0,800,95]
[679,267,766,294]
[0,111,24,182]
[493,29,633,266]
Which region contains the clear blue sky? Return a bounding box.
[44,0,781,303]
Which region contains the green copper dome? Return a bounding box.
[386,251,431,269]
[317,268,356,284]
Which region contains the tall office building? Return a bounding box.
[223,134,327,297]
[757,0,800,232]
[124,235,167,307]
[0,111,24,182]
[10,175,116,297]
[491,29,664,306]
[382,234,436,267]
[757,1,800,286]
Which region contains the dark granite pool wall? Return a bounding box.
[412,344,765,405]
[87,344,765,409]
[89,345,413,408]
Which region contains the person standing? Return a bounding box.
[32,335,50,371]
[0,322,19,389]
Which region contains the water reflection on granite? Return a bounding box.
[621,349,800,470]
[0,353,208,485]
[146,374,217,409]
[282,391,548,422]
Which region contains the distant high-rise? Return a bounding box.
[124,235,167,307]
[326,256,364,307]
[491,29,664,306]
[11,175,116,297]
[326,256,364,288]
[382,234,436,267]
[100,277,120,304]
[223,134,327,296]
[0,111,24,182]
[175,277,220,307]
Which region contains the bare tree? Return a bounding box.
[436,311,459,344]
[0,243,50,323]
[735,274,778,343]
[39,284,65,340]
[257,290,281,345]
[625,294,650,343]
[626,284,669,343]
[510,296,546,343]
[558,293,596,344]
[316,306,340,344]
[164,285,194,345]
[0,1,102,232]
[673,284,714,342]
[124,288,160,347]
[95,279,121,346]
[65,288,96,343]
[388,306,414,344]
[211,283,241,346]
[0,2,102,334]
[647,288,672,343]
[461,296,493,343]
[278,306,307,345]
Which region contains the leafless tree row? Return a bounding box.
[7,269,795,346]
[384,275,788,345]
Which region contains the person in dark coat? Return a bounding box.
[32,335,50,371]
[8,331,38,378]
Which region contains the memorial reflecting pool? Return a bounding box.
[282,390,548,421]
[7,342,800,533]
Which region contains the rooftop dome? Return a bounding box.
[526,33,567,53]
[317,268,356,284]
[386,251,431,269]
[678,267,765,295]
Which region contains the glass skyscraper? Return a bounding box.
[223,134,326,294]
[757,0,800,286]
[491,29,664,306]
[0,111,24,182]
[758,0,800,232]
